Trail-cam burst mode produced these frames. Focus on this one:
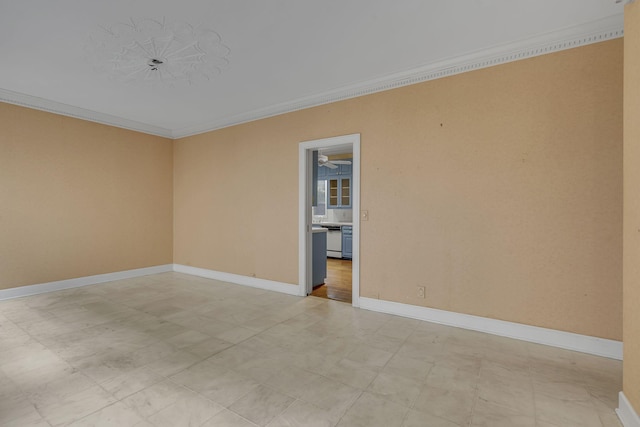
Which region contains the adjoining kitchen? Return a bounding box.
[311,150,353,303]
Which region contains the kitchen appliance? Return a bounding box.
[324,226,342,258]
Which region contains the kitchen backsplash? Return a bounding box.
[319,209,353,223]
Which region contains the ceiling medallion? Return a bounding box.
[86,18,230,85]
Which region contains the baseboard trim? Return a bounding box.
[618,392,640,427]
[359,297,622,360]
[0,264,174,301]
[2,265,623,360]
[172,264,300,296]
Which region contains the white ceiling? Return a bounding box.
[0,1,625,138]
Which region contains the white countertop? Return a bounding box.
[312,227,327,233]
[313,222,353,227]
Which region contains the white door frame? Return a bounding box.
[298,133,360,307]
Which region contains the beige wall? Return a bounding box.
[173,121,300,283]
[0,103,173,290]
[624,2,640,414]
[175,39,623,340]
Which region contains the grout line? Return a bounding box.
[528,345,540,427]
[0,274,621,427]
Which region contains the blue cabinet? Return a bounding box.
[340,177,351,208]
[322,158,351,177]
[323,165,339,177]
[320,158,352,209]
[327,176,351,208]
[339,162,352,175]
[342,226,352,259]
[312,230,327,288]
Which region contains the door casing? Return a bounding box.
[298,133,360,307]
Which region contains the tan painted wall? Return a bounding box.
[0,103,173,290]
[624,2,640,414]
[173,120,300,283]
[175,40,623,340]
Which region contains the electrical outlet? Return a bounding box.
[417,286,425,298]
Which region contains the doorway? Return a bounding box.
[311,258,352,302]
[298,134,360,307]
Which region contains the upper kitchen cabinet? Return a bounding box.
[321,158,352,209]
[324,158,352,177]
[339,161,352,175]
[340,177,351,207]
[328,176,351,208]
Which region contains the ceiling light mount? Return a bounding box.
[147,58,165,71]
[86,18,230,85]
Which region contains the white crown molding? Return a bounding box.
[0,264,174,300]
[618,392,640,427]
[0,88,173,138]
[0,14,624,139]
[173,264,300,296]
[172,14,624,138]
[359,297,623,360]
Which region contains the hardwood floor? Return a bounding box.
[311,258,352,303]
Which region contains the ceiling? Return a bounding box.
[0,1,625,139]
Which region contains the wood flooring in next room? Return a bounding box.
[311,258,352,303]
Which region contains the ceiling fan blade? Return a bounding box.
[323,162,338,169]
[330,160,352,165]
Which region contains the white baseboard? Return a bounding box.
[359,297,623,360]
[172,264,300,296]
[1,264,623,361]
[0,264,174,301]
[618,392,640,427]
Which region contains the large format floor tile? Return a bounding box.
[0,272,623,426]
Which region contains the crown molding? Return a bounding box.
[0,88,173,138]
[173,13,624,139]
[0,14,624,140]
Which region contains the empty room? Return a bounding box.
[1,1,640,426]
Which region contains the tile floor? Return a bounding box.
[0,272,622,427]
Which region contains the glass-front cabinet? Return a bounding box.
[328,178,339,208]
[319,158,352,209]
[340,178,351,207]
[327,177,351,208]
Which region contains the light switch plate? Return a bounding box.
[361,210,369,221]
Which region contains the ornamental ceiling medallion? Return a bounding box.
[86,18,230,85]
